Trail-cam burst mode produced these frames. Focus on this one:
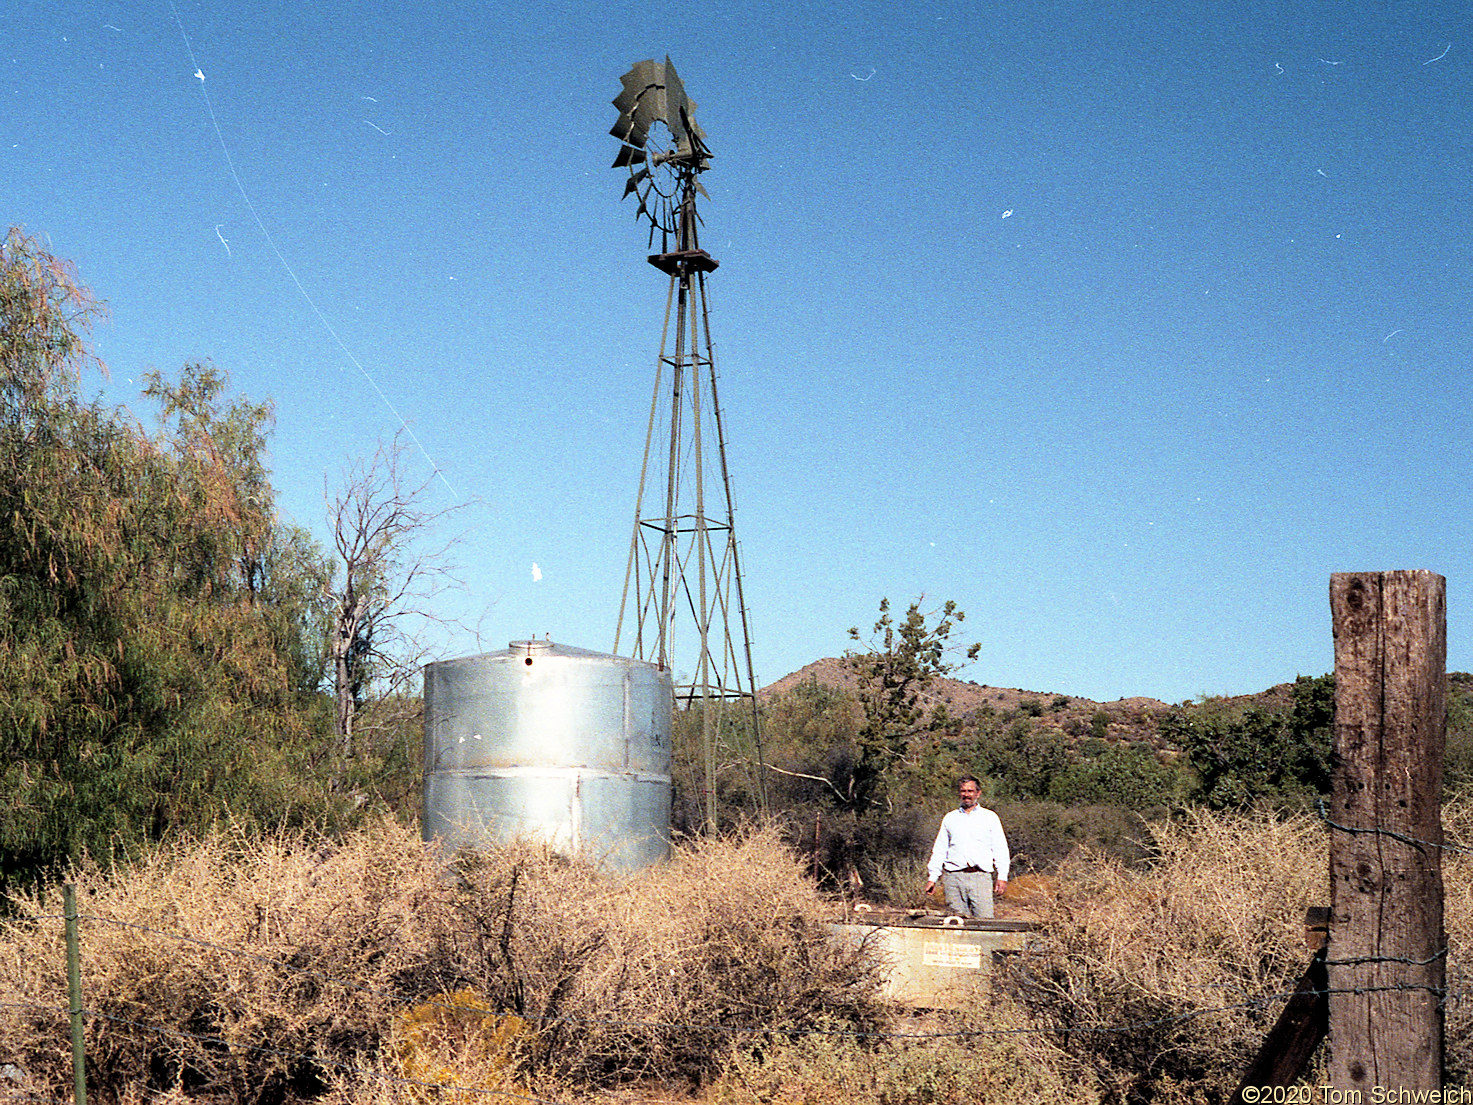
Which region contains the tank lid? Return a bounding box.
[426,640,670,670]
[509,639,554,654]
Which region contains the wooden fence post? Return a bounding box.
[1327,570,1446,1094]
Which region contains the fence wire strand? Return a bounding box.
[1317,796,1473,857]
[9,897,1473,1039]
[6,810,1469,1102]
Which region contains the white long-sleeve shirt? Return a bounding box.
[926,805,1010,882]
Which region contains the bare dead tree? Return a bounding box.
[325,431,466,757]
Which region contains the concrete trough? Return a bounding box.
[829,911,1035,1009]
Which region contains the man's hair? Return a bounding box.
[958,774,981,789]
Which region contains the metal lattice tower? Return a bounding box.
[608,58,766,825]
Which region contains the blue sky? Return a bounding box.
[5,0,1470,704]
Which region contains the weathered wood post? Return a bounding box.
[1328,570,1446,1094]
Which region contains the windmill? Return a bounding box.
[608,58,767,825]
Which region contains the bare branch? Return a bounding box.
[323,429,470,756]
[764,762,850,804]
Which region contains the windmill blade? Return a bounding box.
[611,57,712,169]
[662,57,690,151]
[679,104,710,165]
[623,168,649,198]
[610,57,711,233]
[665,62,711,164]
[610,59,665,150]
[688,110,709,151]
[611,143,647,169]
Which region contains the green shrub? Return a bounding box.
[1047,742,1184,809]
[1161,675,1332,808]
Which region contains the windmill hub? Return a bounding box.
[610,56,712,251]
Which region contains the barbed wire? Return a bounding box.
[6,852,1467,1103]
[3,968,1462,1105]
[0,1002,65,1017]
[3,976,1459,1101]
[55,912,379,994]
[0,978,1331,1051]
[8,907,1471,1040]
[1316,797,1473,857]
[4,952,1462,1047]
[1323,949,1448,968]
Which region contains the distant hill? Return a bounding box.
[761,658,1307,753]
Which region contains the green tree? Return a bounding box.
[1047,741,1182,808]
[758,678,863,807]
[842,597,979,812]
[972,716,1073,801]
[1161,673,1334,808]
[0,228,341,898]
[1445,673,1473,790]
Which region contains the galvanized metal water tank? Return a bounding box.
[421,640,673,871]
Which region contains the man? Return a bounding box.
[923,775,1009,918]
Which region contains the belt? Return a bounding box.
[950,866,992,874]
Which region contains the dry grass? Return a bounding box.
[0,820,883,1104]
[2,819,455,1103]
[709,1004,1092,1105]
[999,799,1473,1104]
[1435,795,1473,1085]
[1002,806,1328,1105]
[7,802,1473,1105]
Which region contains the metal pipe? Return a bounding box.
[63,883,86,1105]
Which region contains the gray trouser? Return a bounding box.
[943,869,994,918]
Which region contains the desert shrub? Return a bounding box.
[711,1000,1093,1105]
[994,795,1473,1103]
[801,799,1161,908]
[0,818,883,1103]
[17,803,1473,1104]
[0,820,455,1103]
[761,678,862,792]
[784,802,938,904]
[1161,675,1333,809]
[1005,807,1326,1105]
[1445,673,1473,791]
[995,801,1152,874]
[558,825,886,1084]
[972,717,1073,801]
[1435,794,1473,1085]
[320,826,886,1100]
[859,847,931,908]
[396,992,526,1078]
